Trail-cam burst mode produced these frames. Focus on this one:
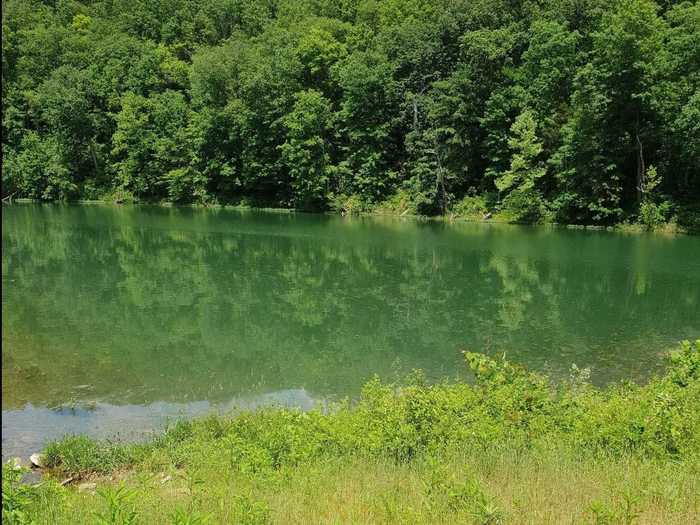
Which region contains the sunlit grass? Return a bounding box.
[18,450,700,524]
[4,341,698,524]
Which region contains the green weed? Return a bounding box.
[22,341,700,523]
[94,484,139,525]
[2,461,35,525]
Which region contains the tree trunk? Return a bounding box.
[433,136,448,215]
[636,132,645,203]
[412,97,419,130]
[90,139,100,176]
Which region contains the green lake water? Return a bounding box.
[2,203,699,458]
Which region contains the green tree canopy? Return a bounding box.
[2,0,698,224]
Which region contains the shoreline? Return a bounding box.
[5,342,699,523]
[5,198,696,236]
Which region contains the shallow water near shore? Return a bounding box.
[2,203,699,459]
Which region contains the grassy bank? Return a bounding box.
[4,342,700,524]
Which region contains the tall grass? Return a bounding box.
[3,341,699,524]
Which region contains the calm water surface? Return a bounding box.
[3,204,699,458]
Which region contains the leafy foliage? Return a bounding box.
[2,462,35,525]
[495,110,548,222]
[3,0,698,225]
[94,484,139,525]
[9,340,698,523]
[43,341,700,481]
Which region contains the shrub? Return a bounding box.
[638,199,671,230]
[452,195,488,219]
[674,205,700,233]
[2,461,35,525]
[668,339,700,387]
[372,189,419,216]
[42,341,700,479]
[166,168,208,203]
[329,193,369,215]
[94,484,139,525]
[101,187,137,204]
[5,133,77,200]
[499,188,551,223]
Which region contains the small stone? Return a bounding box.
[78,482,97,493]
[29,453,46,468]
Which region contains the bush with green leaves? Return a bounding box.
[4,133,76,200]
[638,200,672,230]
[2,461,35,525]
[329,193,370,215]
[42,340,700,483]
[452,195,488,219]
[13,340,699,523]
[372,189,419,216]
[94,484,139,525]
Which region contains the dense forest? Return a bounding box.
[2,0,699,225]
